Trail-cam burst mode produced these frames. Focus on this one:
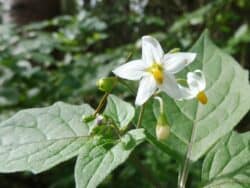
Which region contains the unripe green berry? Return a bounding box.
[96,77,117,92]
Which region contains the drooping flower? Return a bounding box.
[179,70,208,104]
[155,98,170,141]
[112,35,197,105]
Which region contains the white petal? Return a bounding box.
[135,75,157,106]
[187,70,206,92]
[142,36,164,66]
[112,60,146,80]
[159,72,183,100]
[163,52,196,73]
[178,85,196,100]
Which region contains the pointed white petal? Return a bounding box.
[112,60,146,80]
[163,52,196,73]
[159,72,183,100]
[194,70,206,90]
[187,70,206,92]
[178,85,196,100]
[135,75,157,106]
[142,36,164,66]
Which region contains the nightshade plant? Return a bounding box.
[0,31,249,188]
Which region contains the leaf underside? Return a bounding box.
[103,94,135,130]
[202,131,250,188]
[0,102,93,173]
[75,129,145,188]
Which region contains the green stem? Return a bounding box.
[154,96,164,114]
[178,120,197,188]
[178,157,190,188]
[136,104,145,128]
[94,92,109,116]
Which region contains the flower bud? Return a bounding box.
[155,113,170,141]
[95,115,104,125]
[82,114,96,123]
[97,77,118,93]
[156,124,170,141]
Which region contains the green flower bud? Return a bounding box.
[155,113,170,141]
[97,77,118,92]
[82,114,96,123]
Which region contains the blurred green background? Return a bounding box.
[0,0,249,187]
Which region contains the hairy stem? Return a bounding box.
[94,92,109,116]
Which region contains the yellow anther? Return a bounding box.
[147,63,164,84]
[197,91,208,105]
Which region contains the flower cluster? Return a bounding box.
[113,36,207,106]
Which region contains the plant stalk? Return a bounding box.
[94,92,109,116]
[178,119,197,188]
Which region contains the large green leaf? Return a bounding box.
[104,94,135,130]
[201,131,250,188]
[0,102,93,173]
[75,129,145,188]
[144,31,250,161]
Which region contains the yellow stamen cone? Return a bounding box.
[147,63,164,84]
[197,91,208,105]
[152,68,163,84]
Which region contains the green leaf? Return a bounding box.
[75,129,145,188]
[103,94,135,130]
[202,131,250,188]
[144,31,250,161]
[170,3,213,32]
[0,102,93,173]
[169,1,226,33]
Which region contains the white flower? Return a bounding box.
[112,35,196,105]
[180,70,208,104]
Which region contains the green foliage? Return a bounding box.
[0,0,250,187]
[0,102,93,173]
[0,30,249,187]
[75,129,145,188]
[0,12,133,110]
[0,96,145,188]
[103,94,135,130]
[202,132,250,188]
